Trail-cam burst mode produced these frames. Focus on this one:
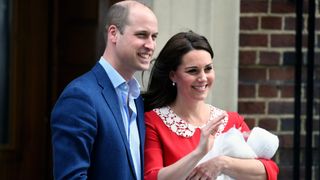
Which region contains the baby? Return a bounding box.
[197,127,279,180]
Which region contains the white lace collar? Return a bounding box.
[154,105,228,138]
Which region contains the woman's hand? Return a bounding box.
[187,156,268,180]
[186,156,225,180]
[155,114,227,180]
[196,114,227,157]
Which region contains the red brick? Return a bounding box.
[280,85,294,97]
[278,134,293,148]
[269,67,295,81]
[261,16,282,30]
[239,51,256,65]
[271,1,295,13]
[258,84,278,97]
[244,118,256,129]
[284,17,295,30]
[239,68,267,81]
[240,34,268,47]
[283,51,296,65]
[278,134,306,148]
[238,102,265,114]
[302,34,309,47]
[268,101,294,114]
[238,0,320,173]
[241,1,268,13]
[238,84,255,98]
[260,51,280,65]
[280,118,294,131]
[240,17,259,30]
[271,34,295,47]
[258,118,278,131]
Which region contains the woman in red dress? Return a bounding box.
[142,31,279,180]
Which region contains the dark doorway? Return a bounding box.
[0,0,119,179]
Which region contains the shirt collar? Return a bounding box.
[99,57,140,99]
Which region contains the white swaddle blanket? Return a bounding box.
[197,127,279,180]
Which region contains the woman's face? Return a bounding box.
[170,49,215,102]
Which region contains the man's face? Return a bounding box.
[115,5,158,76]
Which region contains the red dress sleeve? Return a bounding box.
[143,109,201,180]
[226,112,279,180]
[144,111,163,180]
[259,159,279,180]
[143,110,279,180]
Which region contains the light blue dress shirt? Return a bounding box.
[99,57,141,180]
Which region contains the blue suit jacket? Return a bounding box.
[51,63,145,180]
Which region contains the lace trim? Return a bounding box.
[154,105,228,138]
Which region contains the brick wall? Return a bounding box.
[239,0,320,179]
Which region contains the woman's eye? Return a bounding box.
[186,69,198,74]
[205,66,213,72]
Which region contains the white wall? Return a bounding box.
[136,0,240,111]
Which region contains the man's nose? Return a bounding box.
[144,36,156,50]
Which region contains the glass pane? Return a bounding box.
[0,0,9,144]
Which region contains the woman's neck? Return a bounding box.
[170,100,210,126]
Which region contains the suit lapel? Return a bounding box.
[92,63,137,178]
[135,96,146,175]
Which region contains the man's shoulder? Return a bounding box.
[68,71,96,88]
[67,63,106,88]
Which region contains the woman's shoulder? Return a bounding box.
[144,107,171,125]
[227,111,243,119]
[145,106,198,138]
[144,109,160,122]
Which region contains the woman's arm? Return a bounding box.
[152,114,227,180]
[219,156,267,179]
[186,112,279,180]
[157,147,207,180]
[187,156,266,180]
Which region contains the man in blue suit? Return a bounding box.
[51,1,158,179]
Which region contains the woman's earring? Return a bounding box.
[172,82,176,86]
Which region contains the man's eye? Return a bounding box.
[136,33,147,38]
[138,35,145,38]
[152,35,157,41]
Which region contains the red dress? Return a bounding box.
[144,106,279,180]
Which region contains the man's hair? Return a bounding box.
[105,1,151,34]
[105,3,129,34]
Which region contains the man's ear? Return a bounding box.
[108,25,118,43]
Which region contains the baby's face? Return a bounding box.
[242,131,251,141]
